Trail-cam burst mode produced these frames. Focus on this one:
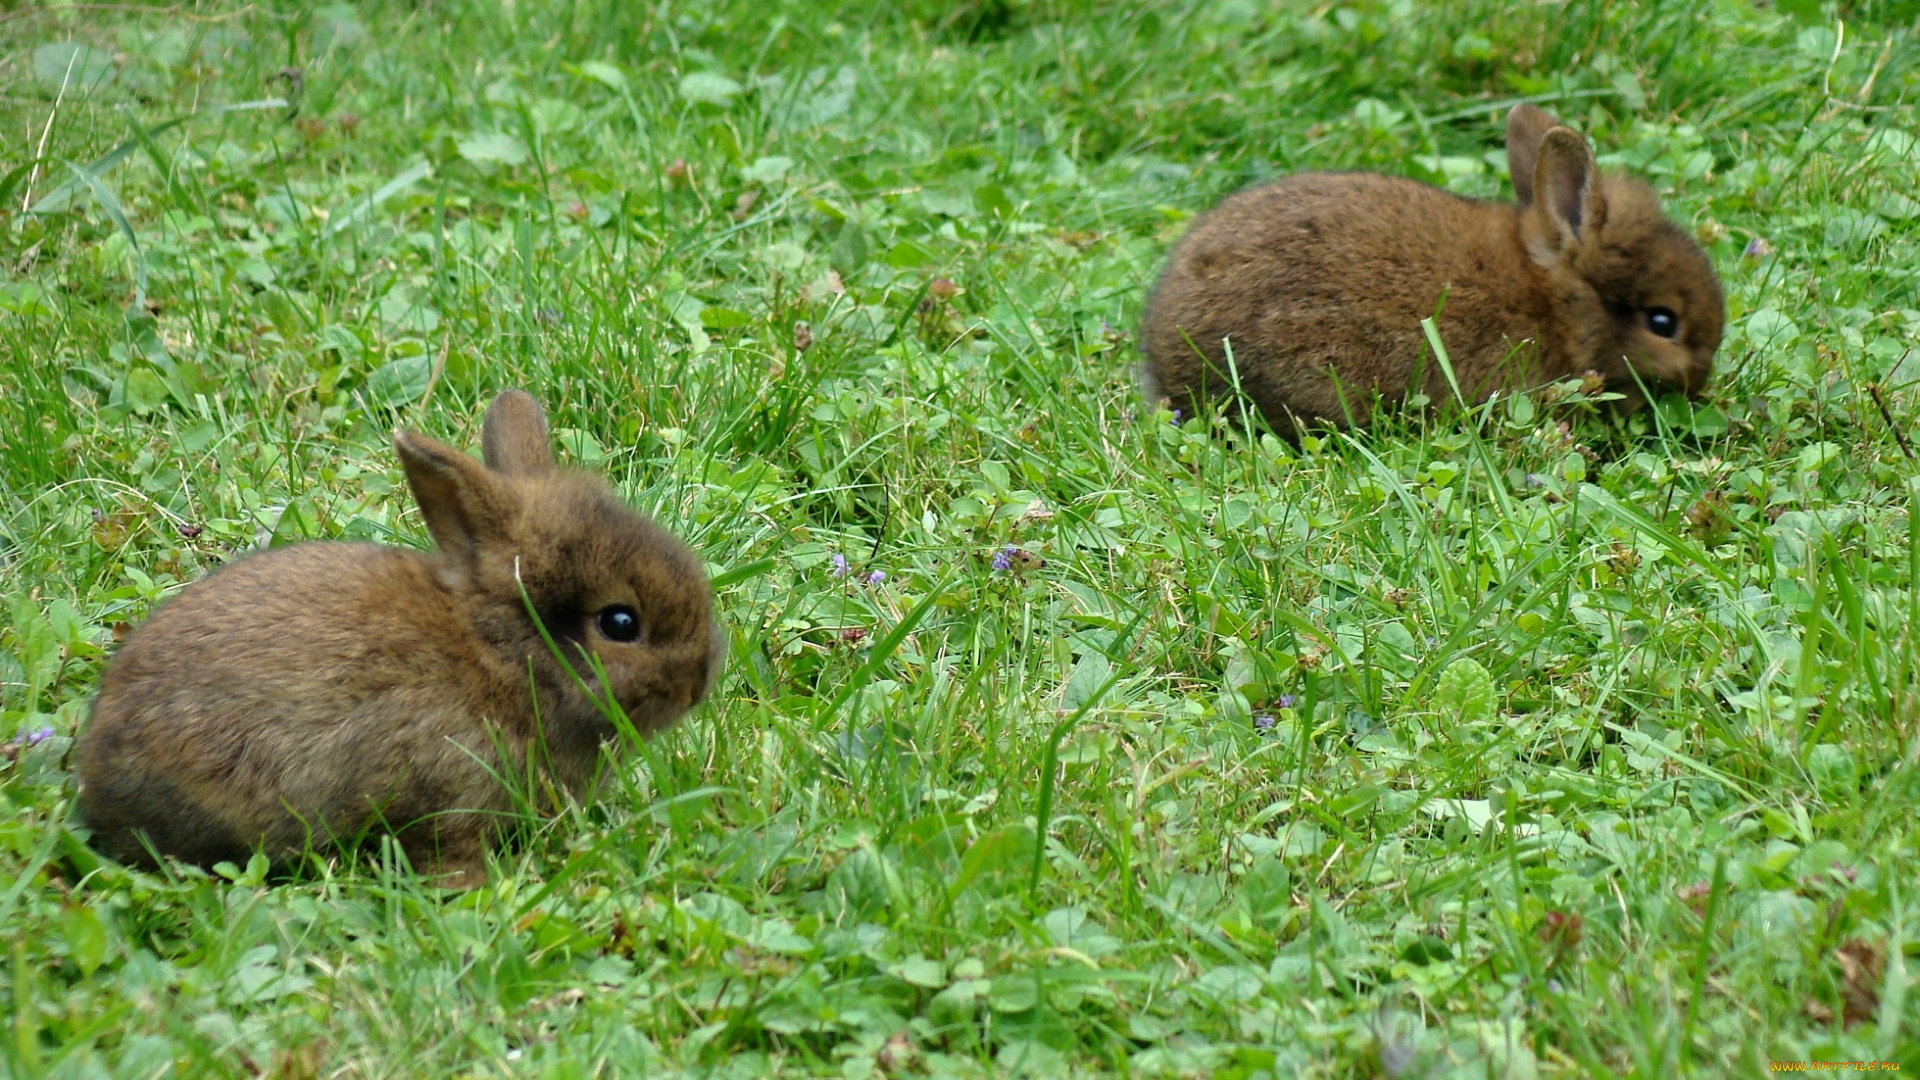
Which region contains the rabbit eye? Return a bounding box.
[596,605,642,643]
[1645,307,1680,339]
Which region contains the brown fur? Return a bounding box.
[76,390,725,888]
[1141,104,1725,432]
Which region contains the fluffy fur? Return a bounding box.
[77,390,725,887]
[1141,104,1725,432]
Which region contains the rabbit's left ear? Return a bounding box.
[1505,103,1562,207]
[1532,127,1598,254]
[396,431,517,565]
[481,389,556,477]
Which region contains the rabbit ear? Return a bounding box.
[395,431,517,562]
[481,389,556,477]
[1505,104,1562,207]
[1531,127,1596,251]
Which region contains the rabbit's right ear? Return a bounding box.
[1531,127,1596,254]
[1505,104,1562,207]
[481,389,556,477]
[395,432,517,563]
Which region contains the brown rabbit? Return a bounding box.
[1141,104,1725,432]
[76,390,725,888]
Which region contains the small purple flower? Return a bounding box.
[865,570,886,586]
[1170,409,1183,424]
[1276,694,1297,709]
[1254,715,1277,731]
[1526,473,1546,488]
[1743,237,1774,259]
[991,544,1015,572]
[830,553,850,578]
[3,726,55,755]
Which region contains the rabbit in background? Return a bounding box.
[1141,104,1726,433]
[77,390,726,888]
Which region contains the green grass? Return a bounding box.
[4,0,1920,1075]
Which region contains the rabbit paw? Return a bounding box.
[403,829,490,889]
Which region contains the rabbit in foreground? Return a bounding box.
[1141,104,1725,432]
[77,390,725,888]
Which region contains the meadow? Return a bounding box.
[4,0,1920,1075]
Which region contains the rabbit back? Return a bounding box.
[78,541,524,868]
[1144,172,1549,429]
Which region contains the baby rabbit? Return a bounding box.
[77,390,725,888]
[1142,104,1725,432]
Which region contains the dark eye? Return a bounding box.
[596,605,642,643]
[1645,307,1680,339]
